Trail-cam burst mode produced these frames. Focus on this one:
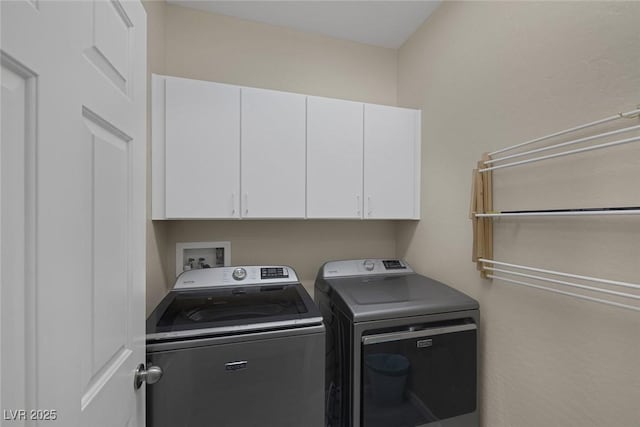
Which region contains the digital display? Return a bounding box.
[382,260,406,270]
[261,267,289,279]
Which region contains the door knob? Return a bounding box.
[134,363,163,390]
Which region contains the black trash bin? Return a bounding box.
[364,353,410,406]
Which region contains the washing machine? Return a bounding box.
[315,259,479,427]
[146,265,325,427]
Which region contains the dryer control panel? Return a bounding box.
[321,259,413,278]
[174,265,298,289]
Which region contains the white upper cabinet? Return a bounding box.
[160,76,241,218]
[307,96,364,218]
[152,74,420,220]
[364,104,421,219]
[241,87,306,218]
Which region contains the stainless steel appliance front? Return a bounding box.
[147,325,325,427]
[146,266,325,427]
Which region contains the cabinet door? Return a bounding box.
[364,104,421,219]
[307,97,364,218]
[241,88,306,218]
[165,77,240,218]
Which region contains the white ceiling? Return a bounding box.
[166,1,441,49]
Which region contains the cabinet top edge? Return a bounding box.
[151,73,420,112]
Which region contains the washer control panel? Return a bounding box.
[321,259,413,278]
[260,267,290,279]
[175,265,297,289]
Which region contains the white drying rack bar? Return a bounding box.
[479,259,640,289]
[479,134,640,173]
[475,209,640,218]
[486,275,640,313]
[483,267,640,300]
[488,107,640,156]
[484,123,640,165]
[480,259,640,313]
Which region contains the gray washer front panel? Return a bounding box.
[147,325,325,427]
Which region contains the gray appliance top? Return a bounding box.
[319,259,478,322]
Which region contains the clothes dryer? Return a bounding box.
[315,259,479,427]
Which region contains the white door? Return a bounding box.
[307,96,364,219]
[164,76,240,219]
[364,104,421,219]
[241,87,306,218]
[1,1,146,426]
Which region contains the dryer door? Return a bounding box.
[361,322,477,427]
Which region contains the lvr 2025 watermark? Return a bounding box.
[3,409,58,421]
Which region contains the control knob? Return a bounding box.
[363,260,375,271]
[232,267,247,281]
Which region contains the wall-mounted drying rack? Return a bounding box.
[469,105,640,311]
[480,259,640,313]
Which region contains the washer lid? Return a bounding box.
[326,273,479,322]
[146,282,322,341]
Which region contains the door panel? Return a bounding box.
[86,113,131,374]
[241,87,306,218]
[79,1,147,425]
[1,1,146,426]
[164,77,240,218]
[85,0,132,94]
[1,56,36,427]
[307,96,364,218]
[364,104,421,219]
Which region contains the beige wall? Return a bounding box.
[144,3,399,312]
[397,2,640,426]
[164,220,397,294]
[164,3,397,105]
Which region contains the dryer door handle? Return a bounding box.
[362,323,476,346]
